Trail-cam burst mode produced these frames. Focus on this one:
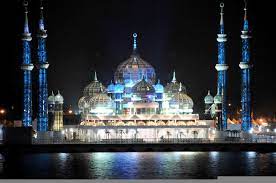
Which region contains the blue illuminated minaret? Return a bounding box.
[215,2,228,130]
[239,1,252,132]
[21,1,34,127]
[37,0,49,131]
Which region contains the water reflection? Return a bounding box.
[0,152,276,178]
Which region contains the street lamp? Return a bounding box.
[0,109,5,114]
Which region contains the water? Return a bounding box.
[1,152,276,179]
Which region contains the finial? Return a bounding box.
[23,0,30,33]
[39,0,45,30]
[179,82,182,92]
[219,2,224,26]
[172,70,176,83]
[208,90,211,95]
[57,90,60,95]
[94,71,98,81]
[242,0,249,31]
[51,90,54,96]
[157,79,160,84]
[244,0,248,20]
[100,84,103,92]
[132,33,138,53]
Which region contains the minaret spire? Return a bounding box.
[132,33,138,54]
[239,0,252,132]
[243,0,249,31]
[21,0,34,127]
[37,0,49,132]
[23,1,30,34]
[219,2,224,33]
[215,2,228,131]
[39,0,45,31]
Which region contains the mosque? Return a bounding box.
[63,33,215,142]
[20,0,253,143]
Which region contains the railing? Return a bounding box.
[32,137,276,145]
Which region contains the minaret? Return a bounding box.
[204,90,214,118]
[215,2,228,130]
[239,0,252,132]
[37,0,49,132]
[53,91,64,131]
[21,1,34,127]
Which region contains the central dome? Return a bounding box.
[114,33,156,86]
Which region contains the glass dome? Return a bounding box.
[165,71,187,94]
[107,81,115,93]
[154,79,164,93]
[132,77,155,95]
[204,90,214,104]
[83,72,106,97]
[114,81,125,93]
[114,33,156,86]
[78,96,91,109]
[214,94,222,104]
[89,93,114,109]
[169,92,194,113]
[48,91,55,104]
[55,91,64,104]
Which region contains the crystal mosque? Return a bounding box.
[20,0,254,143]
[71,33,214,141]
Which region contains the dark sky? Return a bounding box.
[1,0,276,119]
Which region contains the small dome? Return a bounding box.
[107,81,115,93]
[214,94,222,104]
[48,91,55,104]
[154,79,164,93]
[170,92,193,113]
[78,96,90,109]
[114,81,125,93]
[89,93,113,110]
[204,90,214,104]
[55,91,64,104]
[83,72,106,97]
[165,71,187,94]
[132,77,155,95]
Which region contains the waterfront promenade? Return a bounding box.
[1,137,276,153]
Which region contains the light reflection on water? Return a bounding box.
[0,152,276,179]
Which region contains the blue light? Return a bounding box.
[22,35,33,127]
[37,18,49,131]
[240,8,252,132]
[216,4,227,130]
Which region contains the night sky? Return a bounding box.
[1,0,275,119]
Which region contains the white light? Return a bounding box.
[249,128,253,134]
[70,128,73,132]
[212,129,216,135]
[61,130,65,134]
[267,129,270,132]
[274,129,276,133]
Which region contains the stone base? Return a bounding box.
[53,131,65,142]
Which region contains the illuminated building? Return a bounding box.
[37,0,49,131]
[239,1,252,132]
[204,90,214,119]
[71,33,214,141]
[48,91,64,131]
[21,1,34,127]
